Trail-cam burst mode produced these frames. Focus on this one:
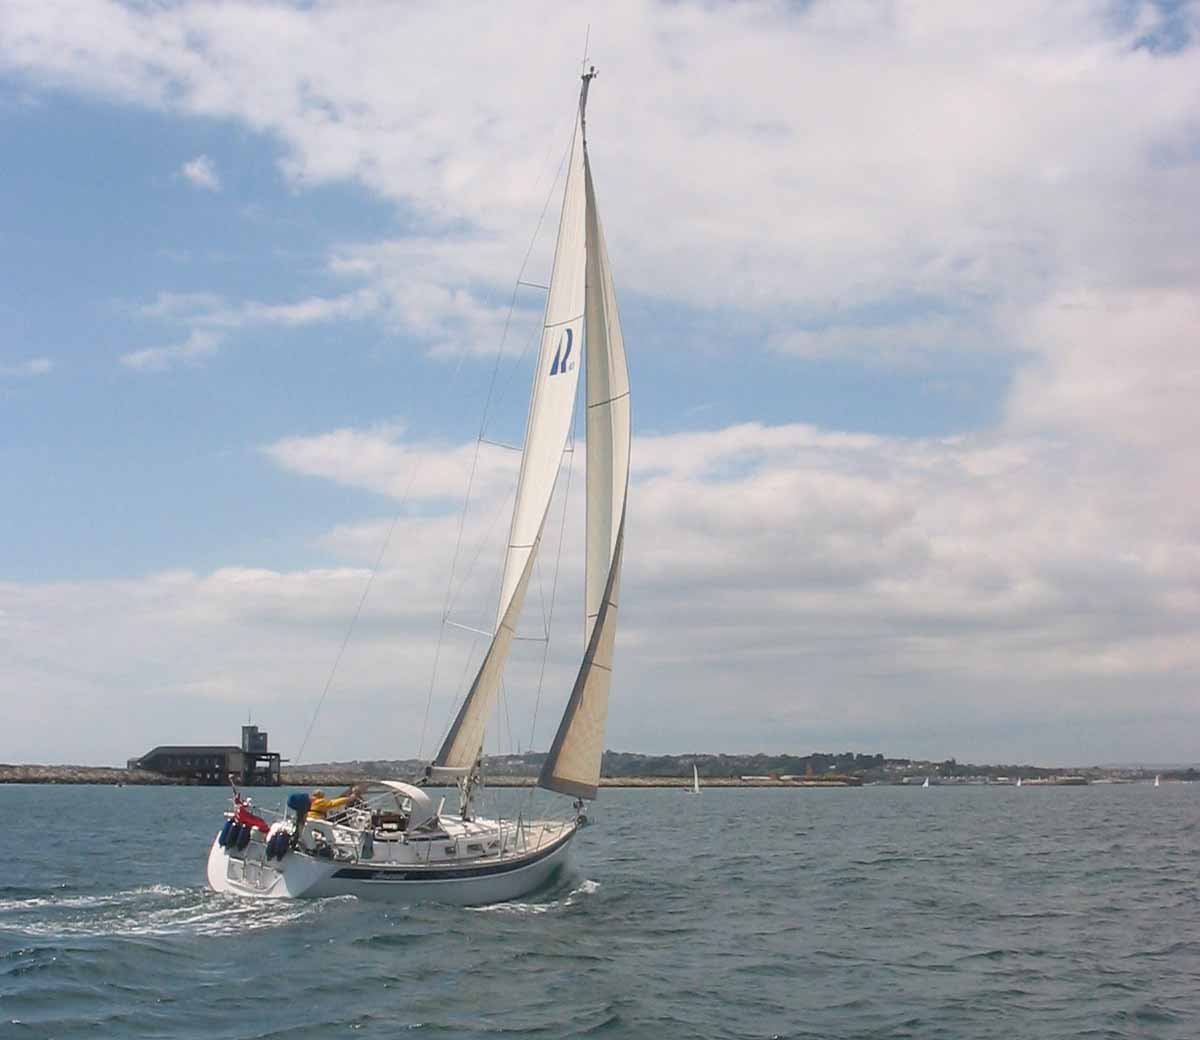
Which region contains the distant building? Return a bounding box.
[128,725,282,785]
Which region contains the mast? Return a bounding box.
[580,64,596,146]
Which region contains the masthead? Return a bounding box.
[580,64,598,136]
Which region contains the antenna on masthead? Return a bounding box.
[580,63,598,133]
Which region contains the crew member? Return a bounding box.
[308,784,365,819]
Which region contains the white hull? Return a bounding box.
[207,818,578,906]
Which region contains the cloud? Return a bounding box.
[246,273,1200,757]
[327,238,544,357]
[1008,288,1200,449]
[5,381,1199,765]
[137,287,381,330]
[767,313,998,367]
[120,329,221,371]
[120,289,379,371]
[262,422,523,504]
[180,153,220,190]
[1,2,1198,765]
[3,1,1196,363]
[0,356,53,376]
[4,277,1199,765]
[135,249,534,361]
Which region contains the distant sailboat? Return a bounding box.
[688,764,701,795]
[1154,774,1161,788]
[1016,776,1022,788]
[922,776,930,788]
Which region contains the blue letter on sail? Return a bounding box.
[550,328,574,376]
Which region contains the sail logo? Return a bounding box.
[549,328,574,376]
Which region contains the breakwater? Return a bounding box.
[0,764,181,785]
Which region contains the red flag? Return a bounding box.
[233,800,270,833]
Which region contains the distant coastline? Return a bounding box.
[0,764,860,788]
[3,760,1195,787]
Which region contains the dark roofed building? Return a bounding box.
[128,725,282,785]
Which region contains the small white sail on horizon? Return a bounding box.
[1154,774,1161,787]
[687,764,701,795]
[922,776,930,788]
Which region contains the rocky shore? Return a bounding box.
[0,764,183,785]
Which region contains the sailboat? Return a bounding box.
[1154,774,1161,788]
[922,776,930,788]
[687,764,701,795]
[207,66,630,905]
[1016,776,1022,788]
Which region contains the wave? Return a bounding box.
[0,884,354,939]
[0,883,180,914]
[468,877,600,916]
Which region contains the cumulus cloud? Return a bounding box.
[3,1,1196,361]
[262,423,523,504]
[1,1,1198,765]
[180,153,219,190]
[4,383,1198,764]
[25,274,1198,764]
[120,287,380,371]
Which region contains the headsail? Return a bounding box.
[582,161,631,646]
[537,104,631,801]
[434,96,589,772]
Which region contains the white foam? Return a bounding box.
[0,885,352,939]
[469,878,600,916]
[0,885,185,914]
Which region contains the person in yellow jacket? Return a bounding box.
[307,784,366,819]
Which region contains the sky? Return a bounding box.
[1,0,1198,768]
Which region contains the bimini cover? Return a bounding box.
[373,780,436,830]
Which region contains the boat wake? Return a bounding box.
[0,884,352,939]
[469,878,600,916]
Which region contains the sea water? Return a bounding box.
[1,783,1197,1039]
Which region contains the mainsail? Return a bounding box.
[433,99,588,772]
[537,113,631,800]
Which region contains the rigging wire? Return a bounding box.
[293,341,473,766]
[443,485,516,633]
[533,391,581,644]
[497,675,514,758]
[520,390,581,816]
[438,322,539,624]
